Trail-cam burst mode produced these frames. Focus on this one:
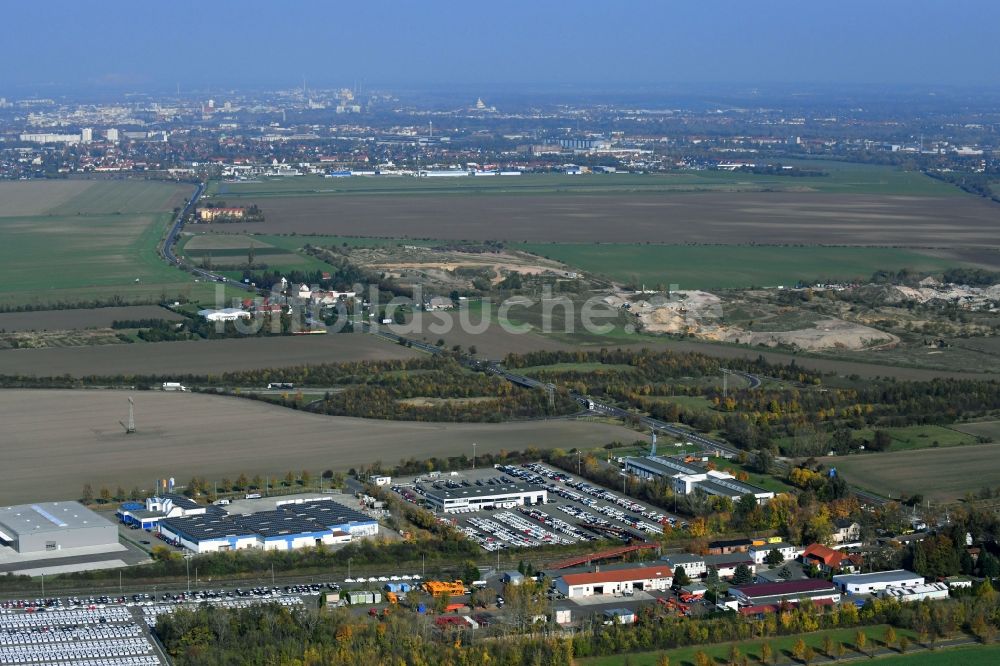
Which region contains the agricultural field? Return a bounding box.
[518,244,965,290]
[199,191,1000,248]
[831,443,1000,502]
[953,420,1000,442]
[0,305,183,332]
[0,389,642,504]
[0,179,217,307]
[0,331,419,376]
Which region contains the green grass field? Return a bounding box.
[206,163,960,199]
[580,624,920,666]
[853,425,981,451]
[704,456,797,494]
[518,244,962,290]
[0,181,247,307]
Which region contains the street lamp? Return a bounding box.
[472,442,477,470]
[577,451,581,476]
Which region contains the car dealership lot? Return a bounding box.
[391,462,686,553]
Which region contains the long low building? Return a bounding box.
[554,564,673,598]
[159,499,376,553]
[749,542,802,565]
[729,579,841,606]
[833,570,924,595]
[0,502,118,554]
[625,456,774,504]
[879,583,949,603]
[422,483,547,513]
[661,552,755,579]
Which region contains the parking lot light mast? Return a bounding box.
[473,442,477,470]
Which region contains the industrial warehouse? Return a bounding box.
[832,570,925,595]
[422,483,548,513]
[728,579,841,607]
[623,455,774,504]
[0,502,118,554]
[157,497,377,553]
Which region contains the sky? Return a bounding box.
[3,0,999,93]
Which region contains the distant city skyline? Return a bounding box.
[3,0,999,93]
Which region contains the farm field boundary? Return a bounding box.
[0,390,642,504]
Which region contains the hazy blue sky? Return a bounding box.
[4,0,998,92]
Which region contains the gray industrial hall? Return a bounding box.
[0,501,118,553]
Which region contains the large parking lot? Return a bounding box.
[391,462,688,553]
[0,606,164,666]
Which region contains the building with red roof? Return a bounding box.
[801,543,859,573]
[729,579,840,606]
[554,564,672,598]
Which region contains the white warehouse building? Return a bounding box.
[879,583,949,603]
[159,499,376,553]
[833,570,925,595]
[554,564,673,598]
[625,456,774,504]
[423,483,547,513]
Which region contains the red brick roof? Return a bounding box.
[802,543,850,567]
[560,566,673,586]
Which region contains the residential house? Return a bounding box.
[832,519,861,544]
[800,543,859,573]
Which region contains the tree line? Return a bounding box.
[154,578,1000,665]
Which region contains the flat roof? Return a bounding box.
[662,552,753,566]
[625,456,704,476]
[662,553,705,564]
[751,542,796,551]
[697,478,771,498]
[423,483,543,501]
[162,499,375,543]
[0,502,113,537]
[280,501,374,527]
[160,515,257,541]
[833,570,923,585]
[732,579,836,599]
[708,538,753,548]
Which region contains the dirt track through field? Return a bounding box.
[243,193,1000,248]
[0,390,642,504]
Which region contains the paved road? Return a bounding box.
[160,182,257,292]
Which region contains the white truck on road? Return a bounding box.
[161,382,189,392]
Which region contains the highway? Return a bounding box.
[160,182,257,292]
